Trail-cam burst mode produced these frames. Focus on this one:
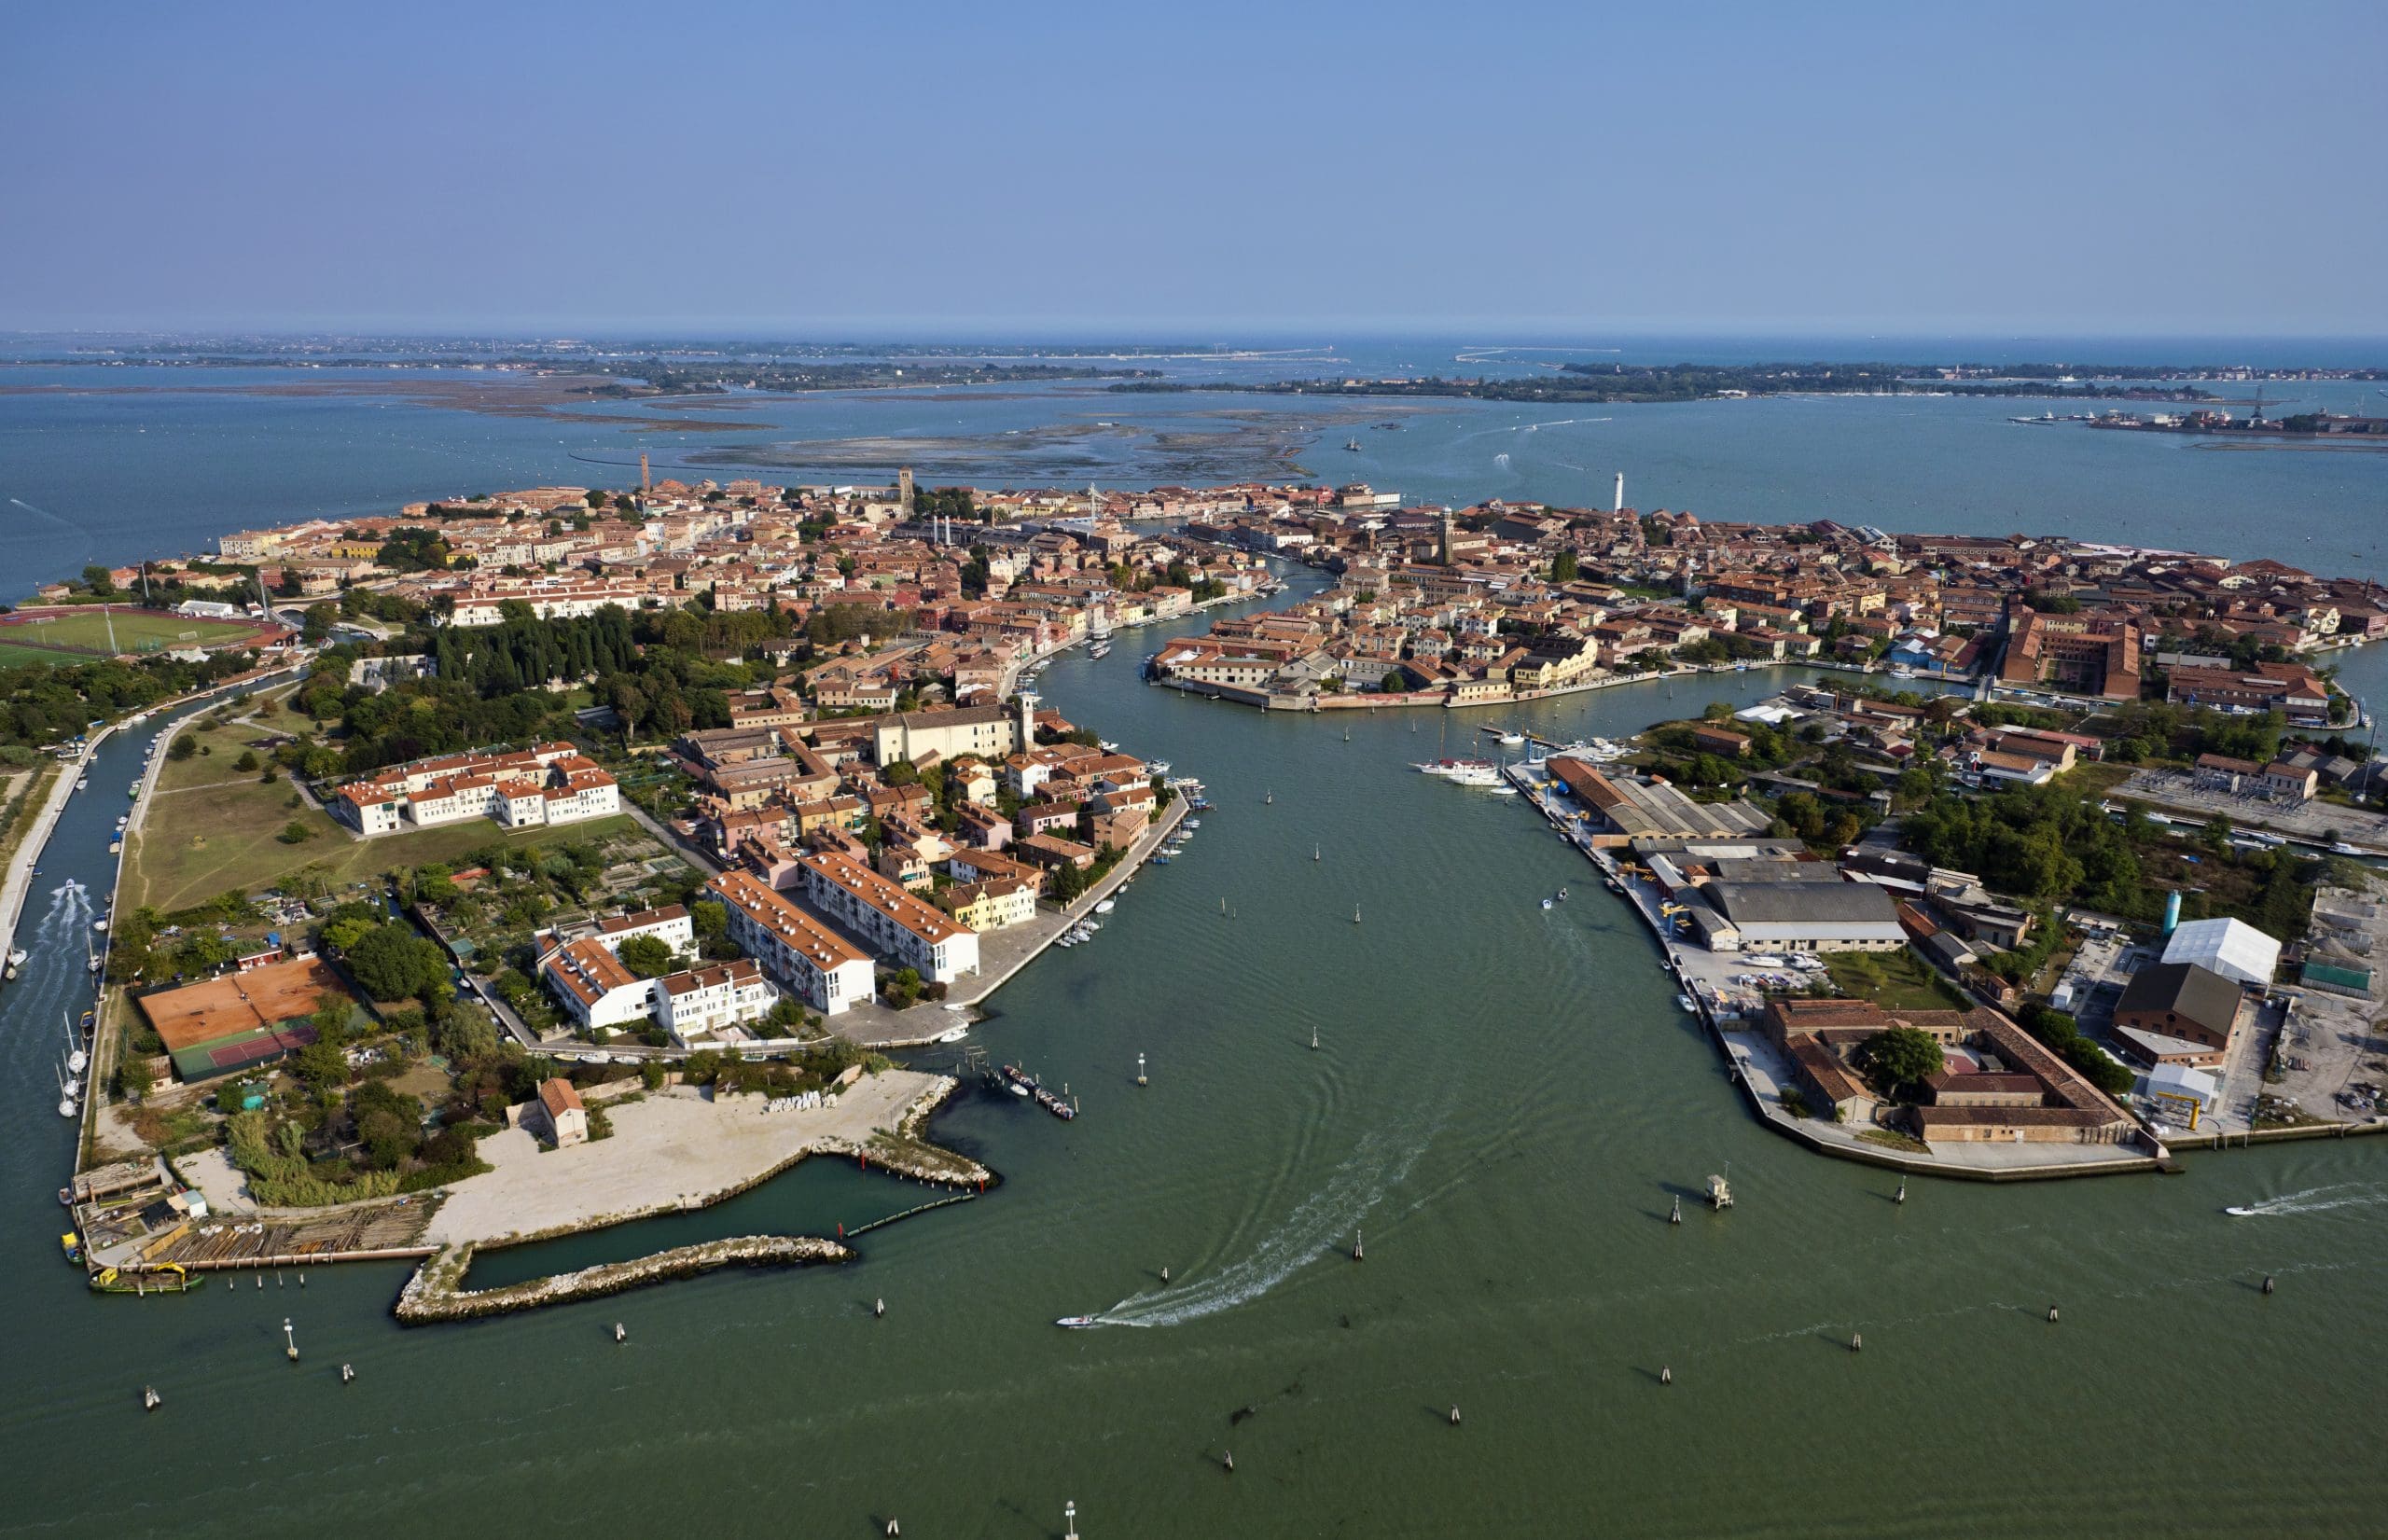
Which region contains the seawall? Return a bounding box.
[396,1234,851,1323]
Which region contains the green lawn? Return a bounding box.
[2,608,257,653]
[1822,948,1967,1013]
[2057,761,2138,798]
[0,641,79,667]
[152,694,307,794]
[121,790,644,915]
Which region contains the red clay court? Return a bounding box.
[140,955,354,1080]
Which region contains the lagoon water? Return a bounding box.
[3,344,2387,1537]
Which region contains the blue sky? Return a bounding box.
[5,1,2383,338]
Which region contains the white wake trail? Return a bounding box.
[2225,1183,2388,1218]
[1084,1127,1437,1329]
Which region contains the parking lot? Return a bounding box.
[2114,768,2388,850]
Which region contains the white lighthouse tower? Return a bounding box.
[1613,471,1625,515]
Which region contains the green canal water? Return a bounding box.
[7,585,2388,1539]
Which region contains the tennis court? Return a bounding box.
[139,955,349,1051]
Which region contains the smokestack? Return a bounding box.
[1613,472,1624,515]
[639,453,650,494]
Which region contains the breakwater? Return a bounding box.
[396,1234,852,1323]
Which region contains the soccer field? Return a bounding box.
[0,607,262,655]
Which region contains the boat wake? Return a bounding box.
[2224,1183,2388,1218]
[1078,1127,1435,1330]
[35,880,90,945]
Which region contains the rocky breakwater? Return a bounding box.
[396,1234,853,1323]
[821,1075,998,1191]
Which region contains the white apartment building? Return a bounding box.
[708,870,874,1015]
[798,851,979,984]
[542,936,657,1033]
[655,959,777,1047]
[334,742,621,836]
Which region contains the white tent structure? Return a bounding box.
[2160,917,2281,989]
[2144,1062,2221,1126]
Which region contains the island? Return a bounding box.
[28,464,2388,1311]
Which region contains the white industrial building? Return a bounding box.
[2160,917,2282,989]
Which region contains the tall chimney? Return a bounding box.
[1613,472,1624,515]
[640,452,650,494]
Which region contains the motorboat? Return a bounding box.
[1056,1316,1102,1329]
[1540,897,1554,910]
[1094,900,1116,914]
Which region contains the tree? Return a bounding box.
[617,934,673,979]
[168,733,197,761]
[234,749,260,772]
[277,819,316,845]
[1856,1026,1943,1097]
[344,922,449,1003]
[82,564,116,596]
[691,899,729,941]
[291,1035,351,1090]
[880,966,923,1009]
[1550,550,1579,584]
[118,1053,155,1101]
